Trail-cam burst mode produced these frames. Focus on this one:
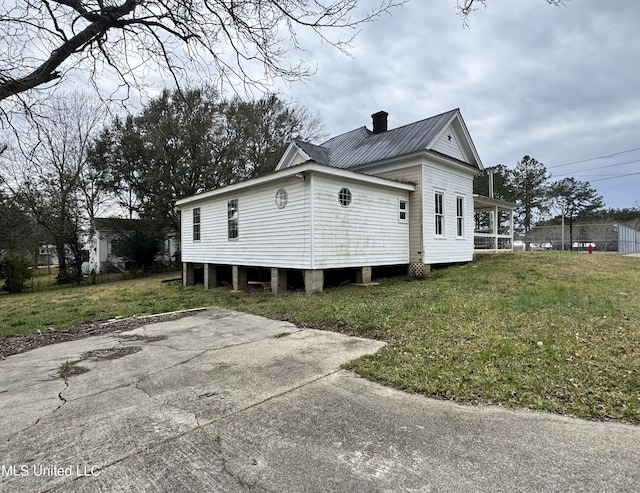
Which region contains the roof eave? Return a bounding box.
[426,109,484,170]
[349,149,481,175]
[176,162,415,207]
[473,194,516,209]
[274,141,311,171]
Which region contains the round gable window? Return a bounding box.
[338,187,352,207]
[275,188,288,209]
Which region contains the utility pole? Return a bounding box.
[561,203,565,251]
[488,169,494,199]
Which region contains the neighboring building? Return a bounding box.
[37,245,59,268]
[177,109,513,293]
[87,218,179,273]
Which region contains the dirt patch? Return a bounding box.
[61,364,90,378]
[0,310,204,359]
[58,347,143,379]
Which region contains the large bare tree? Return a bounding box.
[0,0,405,110]
[0,91,106,282]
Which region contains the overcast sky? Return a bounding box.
[20,0,637,210]
[272,0,640,210]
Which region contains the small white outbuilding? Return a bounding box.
[177,108,512,293]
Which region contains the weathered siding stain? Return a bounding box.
[179,168,411,270]
[181,178,311,269]
[311,174,410,268]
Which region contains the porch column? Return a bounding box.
[356,266,372,284]
[304,269,324,294]
[183,262,194,286]
[509,209,514,251]
[271,268,287,295]
[204,264,217,290]
[232,265,247,291]
[493,205,499,252]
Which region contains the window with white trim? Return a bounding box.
[275,188,288,209]
[338,187,352,207]
[192,207,201,241]
[399,199,408,223]
[456,196,465,237]
[434,191,444,236]
[228,199,238,239]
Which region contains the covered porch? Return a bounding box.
[473,194,515,254]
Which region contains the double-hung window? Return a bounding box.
[228,199,239,239]
[434,191,444,236]
[456,196,465,237]
[192,207,201,241]
[399,199,408,223]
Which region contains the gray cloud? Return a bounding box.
[278,0,640,208]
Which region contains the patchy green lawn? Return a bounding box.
[1,252,639,422]
[0,273,210,336]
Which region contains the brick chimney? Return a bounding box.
[371,111,388,134]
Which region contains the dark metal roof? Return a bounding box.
[296,109,462,170]
[294,139,330,166]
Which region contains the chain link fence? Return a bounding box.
[520,223,640,253]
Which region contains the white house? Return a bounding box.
[177,109,512,293]
[86,218,179,273]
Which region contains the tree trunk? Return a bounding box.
[56,241,68,283]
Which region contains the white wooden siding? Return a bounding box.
[180,171,410,270]
[181,178,312,269]
[374,165,423,263]
[311,174,410,268]
[432,125,466,162]
[290,151,308,167]
[421,163,475,264]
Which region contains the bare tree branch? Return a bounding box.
[0,0,407,113]
[457,0,568,25]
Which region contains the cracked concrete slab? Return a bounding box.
[0,307,383,492]
[1,307,639,492]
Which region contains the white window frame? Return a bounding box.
[399,199,408,223]
[228,199,239,240]
[434,191,445,237]
[456,195,465,238]
[192,207,201,242]
[338,187,352,207]
[275,188,288,209]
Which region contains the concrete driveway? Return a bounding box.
[1,307,639,492]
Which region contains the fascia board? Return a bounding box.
[354,149,479,177]
[473,194,516,209]
[274,141,310,171]
[423,150,482,176]
[426,110,459,150]
[176,162,414,208]
[425,110,484,171]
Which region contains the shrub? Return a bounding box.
[1,257,32,293]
